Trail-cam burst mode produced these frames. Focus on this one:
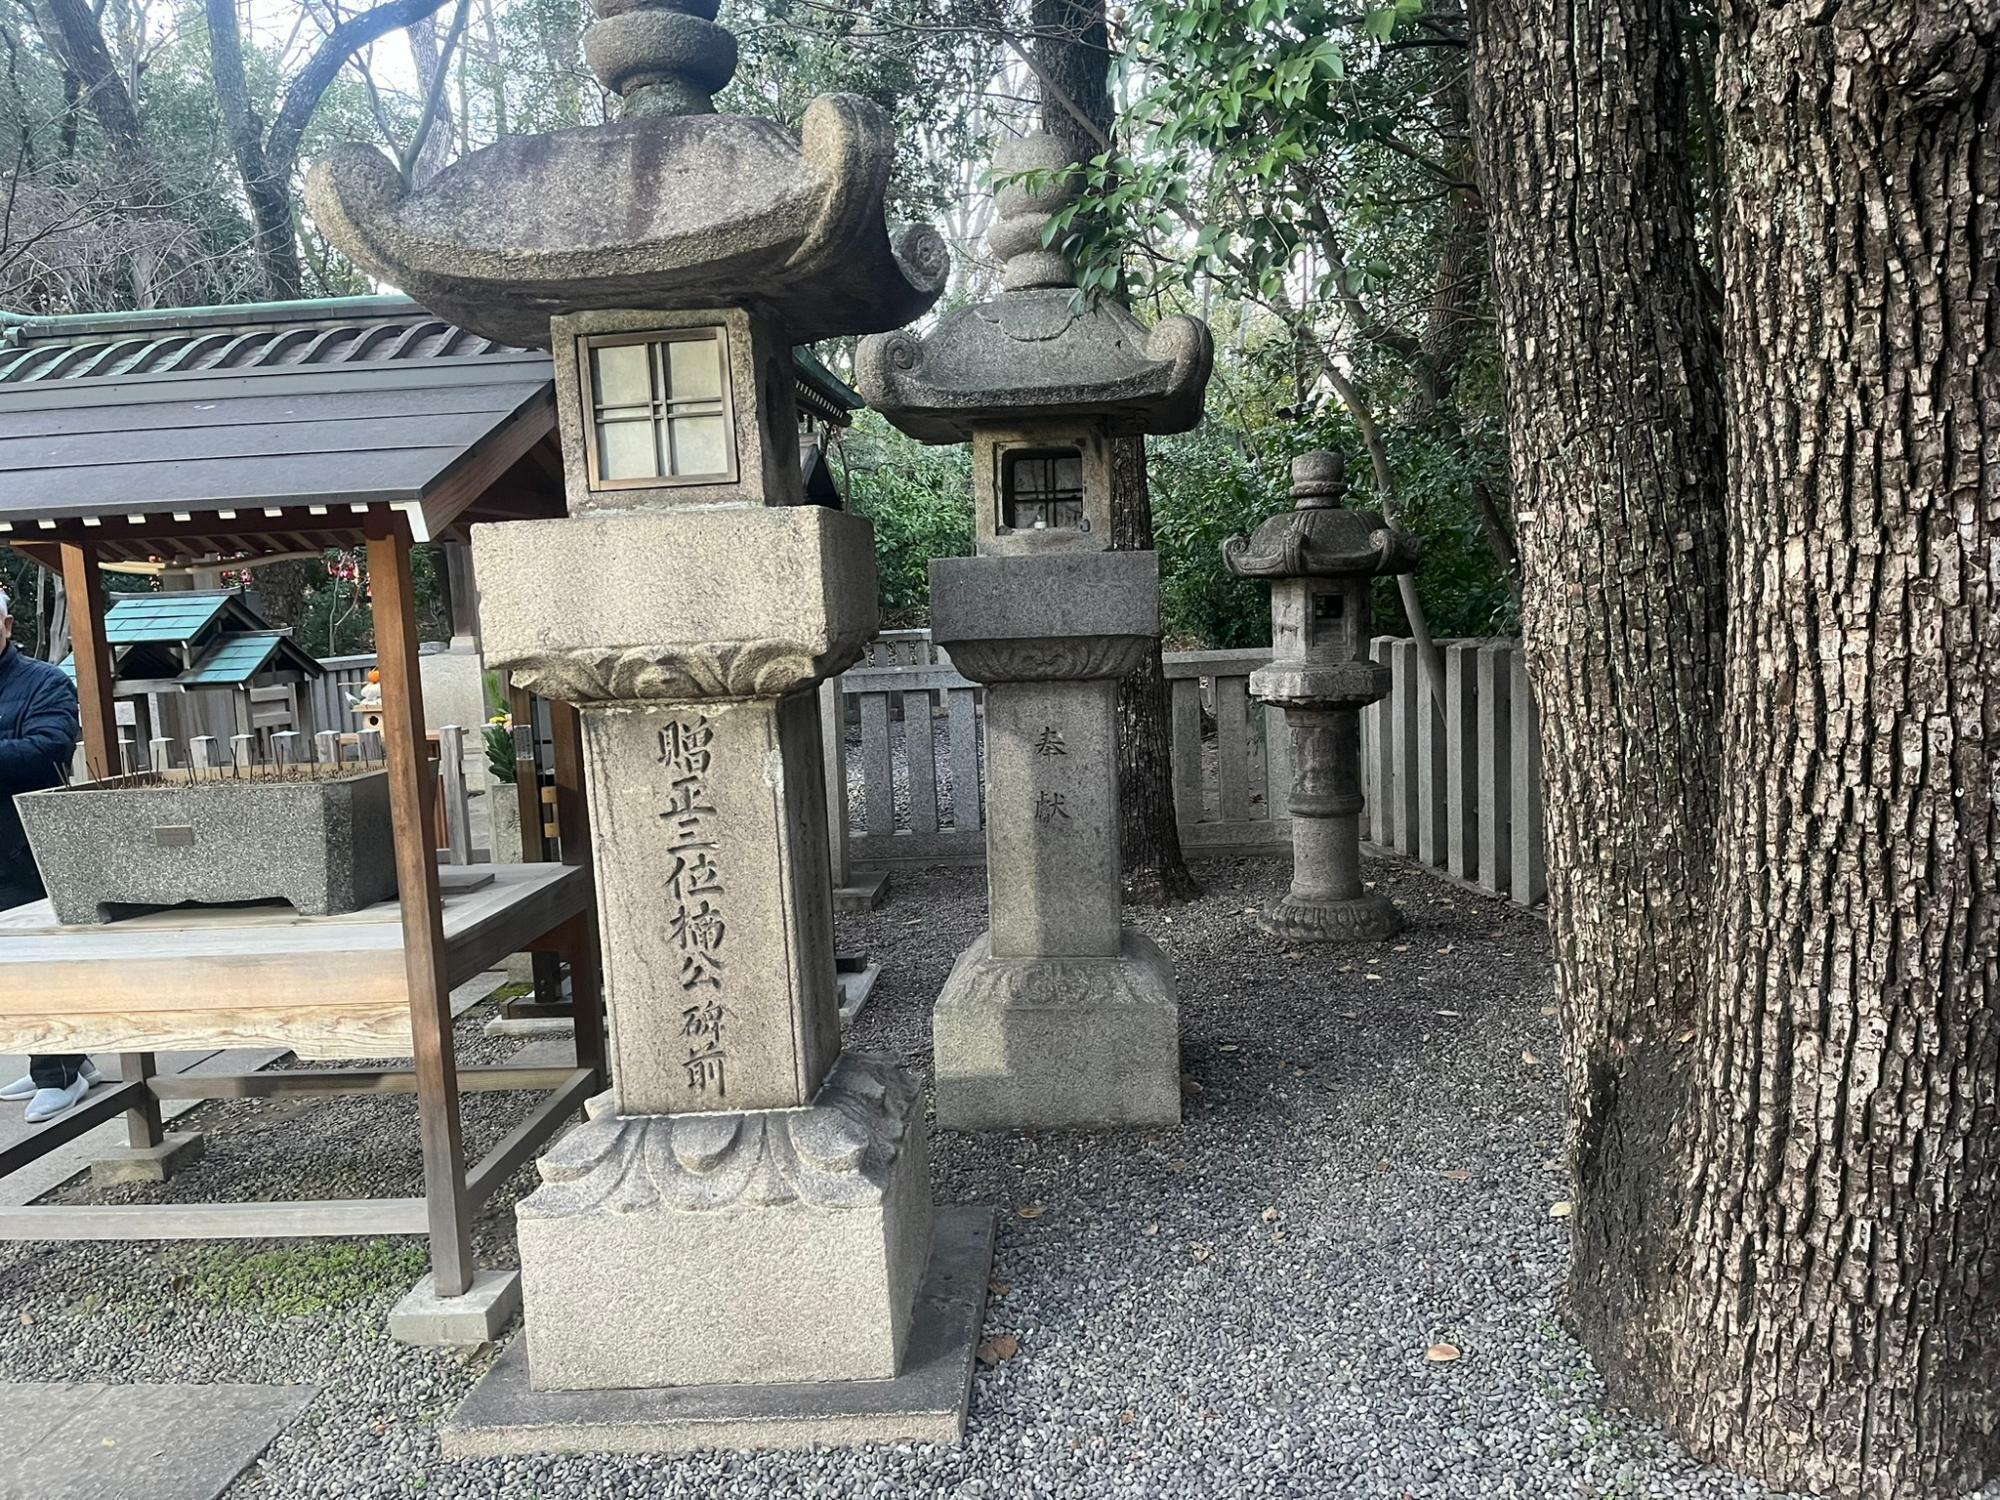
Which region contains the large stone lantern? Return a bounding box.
[856,134,1212,1130]
[1223,450,1420,942]
[309,0,989,1450]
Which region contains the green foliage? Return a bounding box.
[1147,425,1284,649]
[486,723,518,784]
[841,413,974,622]
[177,1239,430,1317]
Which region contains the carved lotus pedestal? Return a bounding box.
[927,552,1181,1131]
[517,1056,932,1390]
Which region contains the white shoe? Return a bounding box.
[0,1059,99,1101]
[24,1075,92,1123]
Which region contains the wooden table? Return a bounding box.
[0,862,604,1255]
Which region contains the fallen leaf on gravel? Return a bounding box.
[1393,944,1412,953]
[1121,1409,1138,1424]
[1016,1204,1046,1220]
[1190,1243,1213,1262]
[977,1333,1020,1367]
[1239,907,1259,916]
[1440,945,1454,954]
[1436,1008,1460,1017]
[1541,1005,1558,1018]
[1439,1169,1472,1182]
[1550,1200,1574,1219]
[1426,1343,1462,1363]
[1378,1158,1393,1172]
[1261,1206,1281,1222]
[1678,1027,1697,1044]
[1522,1049,1541,1066]
[1169,1159,1188,1172]
[1180,1076,1204,1097]
[1286,950,1304,961]
[1220,1043,1240,1053]
[1141,1222,1160,1236]
[1365,973,1384,982]
[18,1311,32,1327]
[1339,1011,1362,1021]
[988,1279,1013,1297]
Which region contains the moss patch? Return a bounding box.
[177,1240,430,1317]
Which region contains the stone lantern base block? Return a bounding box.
[515,1055,935,1392]
[439,1205,996,1459]
[932,930,1181,1131]
[1258,892,1404,944]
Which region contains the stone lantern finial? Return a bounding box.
[584,0,738,117]
[987,133,1077,292]
[1290,449,1348,507]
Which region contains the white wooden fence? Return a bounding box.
[836,634,1547,906]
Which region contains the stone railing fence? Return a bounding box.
[834,633,1547,907]
[233,631,1548,907]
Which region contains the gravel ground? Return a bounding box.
[0,856,1965,1500]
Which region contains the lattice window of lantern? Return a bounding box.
[580,328,737,489]
[1000,448,1087,531]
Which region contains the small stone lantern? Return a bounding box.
[1224,451,1420,942]
[310,0,983,1447]
[857,133,1212,1130]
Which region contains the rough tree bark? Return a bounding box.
[1031,0,1200,904]
[1467,0,1729,1402]
[206,0,454,299]
[1663,9,2000,1495]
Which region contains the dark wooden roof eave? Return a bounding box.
[3,388,561,568]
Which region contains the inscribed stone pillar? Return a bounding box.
[857,133,1214,1131]
[308,0,982,1419]
[1223,451,1420,942]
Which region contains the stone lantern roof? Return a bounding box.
[305,1,949,350]
[1222,451,1420,580]
[855,133,1213,444]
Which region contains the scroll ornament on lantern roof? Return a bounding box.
[1222,451,1420,580]
[854,132,1214,444]
[303,0,949,350]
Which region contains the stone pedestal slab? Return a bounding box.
[389,1269,523,1347]
[932,930,1179,1130]
[473,505,878,706]
[515,1054,932,1391]
[441,1204,995,1457]
[90,1132,204,1187]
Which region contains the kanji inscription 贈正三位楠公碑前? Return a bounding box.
[658,716,733,1099]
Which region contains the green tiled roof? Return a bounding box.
[102,592,237,644]
[177,631,287,685]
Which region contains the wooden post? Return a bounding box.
[549,698,606,1086]
[507,685,543,862]
[365,521,474,1298]
[60,543,118,782]
[118,1052,164,1150]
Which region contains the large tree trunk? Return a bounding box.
[1467,0,1729,1402]
[1032,0,1201,905]
[1663,10,2000,1495]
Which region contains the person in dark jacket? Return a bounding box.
[0,586,97,1122]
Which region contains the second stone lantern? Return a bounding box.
[309,0,991,1451]
[1224,450,1420,943]
[857,134,1212,1130]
